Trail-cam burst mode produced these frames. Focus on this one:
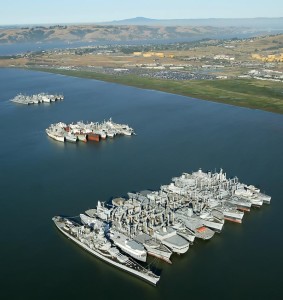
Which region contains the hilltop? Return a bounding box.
[0,24,248,44]
[1,19,281,45]
[102,17,283,29]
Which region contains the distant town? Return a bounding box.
[2,34,282,82]
[1,31,283,113]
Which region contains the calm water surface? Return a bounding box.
[0,68,282,300]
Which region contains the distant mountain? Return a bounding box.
[101,17,283,29]
[1,18,282,45]
[0,24,238,44]
[108,17,153,25]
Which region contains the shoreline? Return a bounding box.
[8,66,283,115]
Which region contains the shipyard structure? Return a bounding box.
[46,118,135,143]
[53,168,271,285]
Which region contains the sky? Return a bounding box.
[1,0,282,25]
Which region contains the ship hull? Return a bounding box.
[221,211,244,223]
[52,218,159,285]
[200,220,224,232]
[176,230,195,244]
[111,241,147,262]
[194,226,215,240]
[77,134,87,142]
[161,240,189,254]
[65,135,77,143]
[224,216,242,223]
[46,130,65,142]
[145,248,172,264]
[87,133,100,142]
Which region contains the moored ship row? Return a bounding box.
[53,168,271,285]
[46,118,135,143]
[10,93,64,105]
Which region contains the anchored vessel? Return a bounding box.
[46,118,135,143]
[52,216,160,285]
[109,228,147,262]
[45,127,65,142]
[134,233,173,263]
[10,93,63,105]
[53,168,271,285]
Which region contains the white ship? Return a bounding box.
[174,212,215,240]
[52,216,159,285]
[152,227,190,254]
[76,133,87,142]
[245,185,271,204]
[171,223,196,244]
[64,132,77,143]
[45,128,65,142]
[109,228,147,262]
[175,207,224,232]
[134,233,173,264]
[10,93,64,105]
[80,213,105,229]
[225,196,252,211]
[46,119,135,143]
[198,210,225,232]
[234,187,264,206]
[215,203,244,223]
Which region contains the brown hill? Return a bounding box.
[0,24,243,44]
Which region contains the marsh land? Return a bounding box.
[1,31,283,114]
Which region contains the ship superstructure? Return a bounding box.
[10,93,63,105]
[52,216,160,285]
[46,118,135,143]
[53,168,271,285]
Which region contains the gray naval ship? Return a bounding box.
[52,215,160,285]
[53,168,271,285]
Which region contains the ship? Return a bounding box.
[87,133,101,142]
[174,212,215,240]
[109,228,147,262]
[45,128,65,142]
[52,216,160,285]
[46,119,135,143]
[134,233,172,263]
[76,133,87,142]
[225,196,252,211]
[64,132,77,143]
[171,223,196,244]
[10,93,64,105]
[234,184,271,206]
[52,168,271,284]
[245,185,271,204]
[81,213,147,263]
[152,226,190,254]
[215,203,244,223]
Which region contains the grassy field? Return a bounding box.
[28,67,283,114]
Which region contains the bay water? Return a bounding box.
[0,68,282,299]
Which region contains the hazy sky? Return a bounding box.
[1,0,282,25]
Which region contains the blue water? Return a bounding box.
[0,68,282,300]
